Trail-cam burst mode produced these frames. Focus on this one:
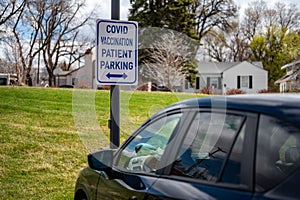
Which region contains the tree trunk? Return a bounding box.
[48,73,55,87]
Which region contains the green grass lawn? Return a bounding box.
[0,86,201,199]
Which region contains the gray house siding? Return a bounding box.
[275,60,300,93]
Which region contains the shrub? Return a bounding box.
[76,81,90,89]
[258,88,276,93]
[98,85,110,90]
[199,87,215,94]
[226,89,245,95]
[137,84,150,91]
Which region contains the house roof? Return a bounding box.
[197,62,237,73]
[54,67,81,76]
[197,61,264,74]
[281,60,300,70]
[275,69,300,84]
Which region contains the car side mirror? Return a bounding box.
[88,148,116,171]
[135,143,157,153]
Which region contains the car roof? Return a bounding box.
[154,94,300,125]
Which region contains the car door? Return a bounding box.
[96,111,187,200]
[147,109,257,200]
[253,114,300,199]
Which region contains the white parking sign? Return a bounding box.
[96,19,138,85]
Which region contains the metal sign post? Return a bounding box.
[96,0,138,149]
[110,0,120,149]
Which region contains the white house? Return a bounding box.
[275,60,300,93]
[68,49,97,89]
[54,48,97,89]
[183,61,268,94]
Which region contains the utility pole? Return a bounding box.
[110,0,120,149]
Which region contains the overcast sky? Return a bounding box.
[89,0,300,20]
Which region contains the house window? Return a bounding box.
[207,77,221,89]
[72,78,78,85]
[211,77,218,89]
[59,77,67,86]
[237,76,252,89]
[241,76,249,88]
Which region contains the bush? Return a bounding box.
[199,87,215,94]
[97,85,110,90]
[226,89,245,95]
[258,88,276,93]
[76,81,90,89]
[137,84,150,91]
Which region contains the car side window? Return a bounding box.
[255,115,300,192]
[115,113,182,173]
[170,111,244,183]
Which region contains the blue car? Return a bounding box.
[74,94,300,200]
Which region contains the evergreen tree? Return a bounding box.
[129,0,166,28]
[129,0,198,40]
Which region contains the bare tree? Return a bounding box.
[7,0,31,85]
[192,0,238,42]
[204,21,251,62]
[0,47,17,74]
[203,30,228,62]
[3,0,94,86]
[2,42,24,82]
[203,0,300,63]
[273,2,300,32]
[143,31,196,91]
[0,1,26,83]
[0,0,26,27]
[242,0,300,40]
[241,0,266,41]
[38,0,94,86]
